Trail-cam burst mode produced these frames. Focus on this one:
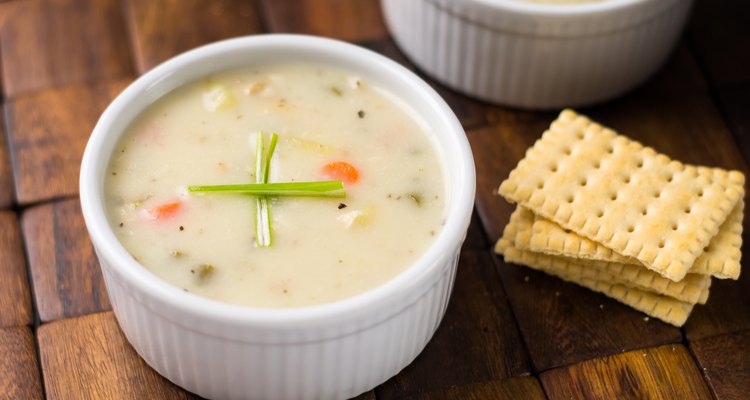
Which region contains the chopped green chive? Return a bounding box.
[188,181,346,197]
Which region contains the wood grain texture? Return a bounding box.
[38,312,198,399]
[361,39,488,129]
[261,0,388,42]
[6,80,130,204]
[0,326,43,399]
[0,0,134,98]
[688,0,750,87]
[124,0,263,74]
[397,377,546,400]
[494,259,681,372]
[22,199,110,322]
[689,328,750,400]
[0,211,33,328]
[0,110,13,208]
[540,344,712,400]
[377,250,530,398]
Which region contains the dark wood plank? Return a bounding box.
[540,344,712,399]
[0,326,43,399]
[495,259,681,372]
[684,267,750,341]
[0,211,33,328]
[0,0,134,98]
[38,311,198,399]
[716,83,750,175]
[468,118,554,243]
[689,328,750,400]
[0,108,13,208]
[688,0,750,87]
[462,212,488,251]
[261,0,388,42]
[580,94,747,171]
[361,39,488,129]
[397,376,546,400]
[376,250,530,398]
[22,199,110,322]
[123,0,263,74]
[6,80,130,204]
[351,391,376,400]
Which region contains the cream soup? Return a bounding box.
[105,64,446,308]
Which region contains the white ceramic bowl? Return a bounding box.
[381,0,695,109]
[80,35,475,400]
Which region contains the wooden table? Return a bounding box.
[0,0,748,398]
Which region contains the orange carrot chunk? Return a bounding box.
[322,161,359,185]
[148,201,181,220]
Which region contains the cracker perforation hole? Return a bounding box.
[606,145,614,154]
[579,178,587,186]
[658,240,665,249]
[623,176,631,184]
[671,223,678,231]
[593,160,601,169]
[537,181,544,189]
[667,174,673,183]
[627,226,635,233]
[550,164,558,173]
[685,206,692,214]
[697,189,704,197]
[610,192,618,201]
[596,210,604,218]
[636,159,644,168]
[640,208,648,216]
[566,195,574,204]
[563,147,572,156]
[653,191,661,199]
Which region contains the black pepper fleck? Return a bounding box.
[338,203,347,209]
[111,172,117,176]
[179,226,185,231]
[357,110,365,118]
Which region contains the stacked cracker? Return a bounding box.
[495,110,745,327]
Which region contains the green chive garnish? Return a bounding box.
[188,181,345,197]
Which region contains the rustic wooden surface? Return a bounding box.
[0,0,747,398]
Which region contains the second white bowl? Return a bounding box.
[381,0,695,109]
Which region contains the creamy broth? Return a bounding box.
[105,64,446,308]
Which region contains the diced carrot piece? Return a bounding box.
[322,161,359,185]
[147,201,181,220]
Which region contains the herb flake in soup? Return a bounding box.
[105,63,446,308]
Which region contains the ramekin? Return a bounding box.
[80,35,475,400]
[381,0,695,109]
